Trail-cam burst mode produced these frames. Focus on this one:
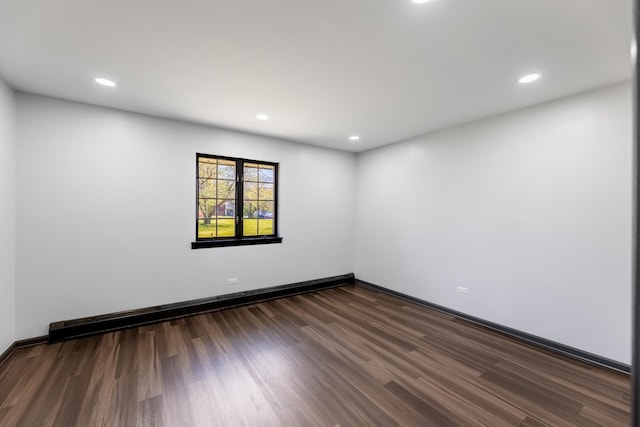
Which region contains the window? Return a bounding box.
[192,154,282,249]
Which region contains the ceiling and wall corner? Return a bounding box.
[0,0,633,152]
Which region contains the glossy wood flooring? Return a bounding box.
[0,285,631,426]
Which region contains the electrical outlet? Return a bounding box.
[456,286,469,294]
[227,277,238,285]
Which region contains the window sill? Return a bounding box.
[191,236,283,249]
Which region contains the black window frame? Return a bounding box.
[191,153,282,249]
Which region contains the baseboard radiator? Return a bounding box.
[48,273,355,342]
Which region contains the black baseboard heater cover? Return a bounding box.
[49,273,354,343]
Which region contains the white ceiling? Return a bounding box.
[0,0,633,152]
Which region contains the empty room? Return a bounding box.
[0,0,636,426]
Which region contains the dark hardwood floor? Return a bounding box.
[0,285,631,426]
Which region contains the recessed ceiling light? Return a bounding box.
[631,39,637,63]
[95,77,116,87]
[518,73,541,84]
[256,114,269,121]
[412,0,432,3]
[349,136,360,141]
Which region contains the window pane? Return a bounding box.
[198,158,217,178]
[258,219,273,235]
[198,199,216,226]
[199,179,216,199]
[243,182,258,200]
[243,218,258,236]
[244,164,258,182]
[243,201,257,219]
[257,201,274,216]
[259,166,274,183]
[218,160,235,180]
[217,217,235,237]
[258,183,274,201]
[216,180,235,200]
[216,199,236,218]
[198,218,217,239]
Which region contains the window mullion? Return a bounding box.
[236,160,244,239]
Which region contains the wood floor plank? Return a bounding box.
[0,285,631,426]
[137,395,171,427]
[73,338,119,426]
[136,332,163,402]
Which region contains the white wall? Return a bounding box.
[356,82,632,364]
[15,93,356,339]
[0,77,16,353]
